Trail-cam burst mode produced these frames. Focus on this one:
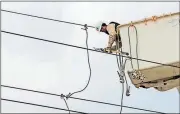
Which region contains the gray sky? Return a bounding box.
[1,2,179,113]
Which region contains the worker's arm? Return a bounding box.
[106,24,117,48]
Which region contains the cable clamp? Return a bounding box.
[60,94,66,99]
[65,93,72,100]
[81,24,88,30]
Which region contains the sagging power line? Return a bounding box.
[1,30,179,69]
[1,85,166,114]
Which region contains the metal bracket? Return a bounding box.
[81,24,88,30]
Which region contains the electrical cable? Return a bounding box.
[2,30,179,69]
[60,94,70,114]
[1,85,166,114]
[63,98,70,114]
[66,24,92,98]
[1,9,174,114]
[2,9,179,69]
[1,9,95,28]
[1,98,87,114]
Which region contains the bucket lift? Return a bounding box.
[127,61,180,93]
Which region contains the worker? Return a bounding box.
[95,21,122,53]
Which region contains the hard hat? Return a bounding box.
[95,21,103,32]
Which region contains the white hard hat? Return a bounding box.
[95,21,103,32]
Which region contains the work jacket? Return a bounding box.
[105,22,121,48]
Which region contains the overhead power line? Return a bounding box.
[2,9,179,68]
[1,85,166,114]
[1,98,87,114]
[1,9,96,28]
[1,9,175,114]
[1,30,179,69]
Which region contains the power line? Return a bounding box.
[1,9,96,28]
[0,9,174,114]
[1,85,166,114]
[2,9,179,69]
[1,98,87,114]
[1,30,179,69]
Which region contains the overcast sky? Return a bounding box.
[1,2,179,113]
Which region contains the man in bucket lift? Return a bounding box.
[95,22,122,53]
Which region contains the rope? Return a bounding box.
[128,26,134,70]
[115,32,131,113]
[117,33,131,95]
[116,59,130,113]
[2,30,179,68]
[116,52,124,114]
[1,9,95,28]
[66,24,92,98]
[115,34,124,114]
[120,82,124,114]
[134,25,140,70]
[123,59,131,97]
[128,25,140,71]
[1,85,166,114]
[1,98,87,114]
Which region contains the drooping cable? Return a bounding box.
[1,98,87,114]
[2,31,179,68]
[66,24,92,98]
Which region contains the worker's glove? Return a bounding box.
[104,47,112,53]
